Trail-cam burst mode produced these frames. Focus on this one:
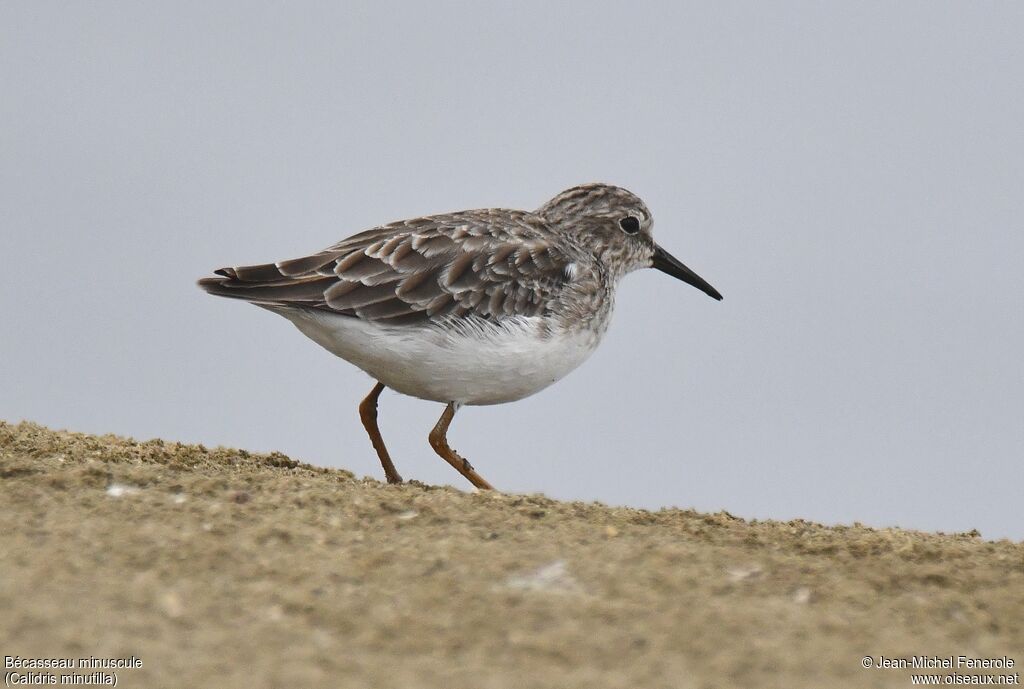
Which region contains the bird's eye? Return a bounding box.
[619,216,641,235]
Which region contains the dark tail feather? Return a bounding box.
[197,272,336,304]
[197,275,254,301]
[198,250,343,306]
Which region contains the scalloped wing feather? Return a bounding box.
[198,210,578,324]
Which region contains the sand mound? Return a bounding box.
[1,420,1021,688]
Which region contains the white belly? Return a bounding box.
[268,307,603,405]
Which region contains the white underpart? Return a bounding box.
[271,308,603,405]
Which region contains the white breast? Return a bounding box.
[269,307,605,405]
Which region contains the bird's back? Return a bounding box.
[198,208,598,327]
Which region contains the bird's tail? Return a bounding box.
[196,261,337,306]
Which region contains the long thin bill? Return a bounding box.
[651,244,723,301]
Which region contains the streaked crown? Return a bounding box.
[536,183,656,278]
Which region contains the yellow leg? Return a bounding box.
[358,382,402,484]
[428,403,495,490]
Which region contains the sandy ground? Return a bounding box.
[1,420,1021,689]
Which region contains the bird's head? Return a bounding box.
[537,183,722,300]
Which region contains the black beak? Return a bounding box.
[651,244,723,301]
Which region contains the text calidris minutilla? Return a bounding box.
[199,183,722,489]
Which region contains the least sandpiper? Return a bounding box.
[198,183,722,489]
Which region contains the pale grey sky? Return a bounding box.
[2,2,1021,539]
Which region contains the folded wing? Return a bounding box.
[197,210,576,325]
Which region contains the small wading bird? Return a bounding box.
[198,183,722,490]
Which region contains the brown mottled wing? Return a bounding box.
[198,209,576,324]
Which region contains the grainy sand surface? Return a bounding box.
[2,420,1021,689]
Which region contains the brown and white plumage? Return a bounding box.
[199,209,591,328]
[198,183,722,489]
